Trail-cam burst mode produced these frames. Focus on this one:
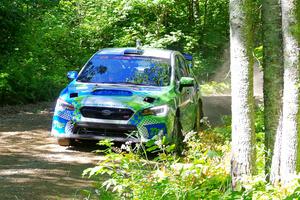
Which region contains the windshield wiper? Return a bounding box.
[123,82,151,86]
[94,82,151,86]
[77,81,154,86]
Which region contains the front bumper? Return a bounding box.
[51,108,173,142]
[55,122,140,142]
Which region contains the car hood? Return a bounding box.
[62,82,175,111]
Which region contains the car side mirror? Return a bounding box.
[67,71,78,80]
[179,77,194,91]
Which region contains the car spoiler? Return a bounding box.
[182,53,193,68]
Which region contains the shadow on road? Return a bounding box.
[0,102,105,199]
[0,112,52,132]
[67,140,104,152]
[0,154,94,200]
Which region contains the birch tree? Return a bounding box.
[262,0,284,183]
[280,0,300,185]
[230,0,256,188]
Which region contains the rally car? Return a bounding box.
[51,47,203,147]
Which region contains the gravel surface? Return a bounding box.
[0,102,103,200]
[0,98,234,199]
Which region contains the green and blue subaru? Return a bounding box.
[51,47,203,146]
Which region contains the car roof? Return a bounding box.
[96,48,174,59]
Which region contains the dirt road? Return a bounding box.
[0,97,232,199]
[0,102,104,200]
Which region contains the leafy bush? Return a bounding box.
[82,132,233,200]
[81,108,300,200]
[200,81,230,95]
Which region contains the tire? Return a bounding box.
[172,114,184,155]
[194,99,204,132]
[57,138,73,146]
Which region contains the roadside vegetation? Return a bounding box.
[81,108,300,199]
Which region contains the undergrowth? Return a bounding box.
[80,108,300,200]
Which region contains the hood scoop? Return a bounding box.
[92,89,133,96]
[143,97,156,103]
[70,93,78,98]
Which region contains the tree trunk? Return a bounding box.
[280,0,300,185]
[203,0,208,30]
[230,0,255,189]
[262,0,284,183]
[193,0,200,23]
[199,0,208,51]
[188,0,194,25]
[270,115,283,183]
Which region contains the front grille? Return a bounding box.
[74,123,137,138]
[80,106,134,120]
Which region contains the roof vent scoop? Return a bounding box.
[136,39,142,50]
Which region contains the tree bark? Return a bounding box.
[230,0,255,189]
[193,0,200,23]
[280,0,300,185]
[270,115,283,183]
[188,0,194,25]
[262,0,284,183]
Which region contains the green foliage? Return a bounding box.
[293,0,300,43]
[83,132,233,200]
[0,0,229,104]
[254,46,263,69]
[200,81,230,95]
[81,108,300,200]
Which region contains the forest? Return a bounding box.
[0,0,228,104]
[1,0,300,199]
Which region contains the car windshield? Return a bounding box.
[77,55,171,86]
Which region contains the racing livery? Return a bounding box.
[51,47,202,146]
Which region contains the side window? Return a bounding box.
[175,56,183,81]
[178,56,190,77]
[175,55,191,81]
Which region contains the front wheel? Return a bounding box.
[194,99,204,132]
[57,138,74,146]
[172,116,184,155]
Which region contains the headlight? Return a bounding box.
[141,105,169,116]
[56,98,75,111]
